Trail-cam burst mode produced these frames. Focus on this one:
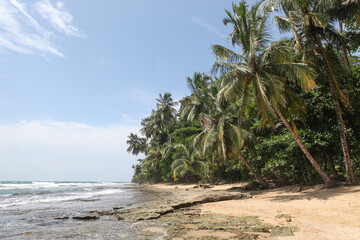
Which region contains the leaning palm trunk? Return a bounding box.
[275,107,333,185]
[338,21,351,71]
[239,152,268,187]
[314,37,356,184]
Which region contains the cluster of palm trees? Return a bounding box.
[127,0,360,186]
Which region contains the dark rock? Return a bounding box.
[73,213,99,220]
[54,216,69,220]
[113,207,123,210]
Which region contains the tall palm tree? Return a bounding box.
[212,1,333,184]
[156,92,178,124]
[264,0,356,184]
[140,111,163,139]
[326,0,360,69]
[171,144,209,181]
[192,78,268,186]
[126,133,147,155]
[181,73,213,127]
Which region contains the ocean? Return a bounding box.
[0,181,153,239]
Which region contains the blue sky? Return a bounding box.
[0,0,282,181]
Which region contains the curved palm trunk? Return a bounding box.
[289,12,304,53]
[275,107,333,185]
[339,21,351,71]
[239,152,268,187]
[327,75,355,184]
[315,38,356,184]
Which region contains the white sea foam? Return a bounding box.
[0,181,123,190]
[0,188,124,208]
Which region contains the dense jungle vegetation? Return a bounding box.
[127,0,360,187]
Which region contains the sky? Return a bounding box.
[0,0,283,182]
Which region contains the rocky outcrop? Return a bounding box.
[57,187,250,222]
[73,213,100,220]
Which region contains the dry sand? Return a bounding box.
[151,183,360,240]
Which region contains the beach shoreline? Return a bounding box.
[131,182,360,240]
[3,181,359,239]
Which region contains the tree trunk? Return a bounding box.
[270,167,284,182]
[339,20,351,71]
[289,12,304,52]
[239,152,268,187]
[302,168,310,185]
[305,159,313,185]
[275,107,333,185]
[324,151,339,180]
[315,38,356,184]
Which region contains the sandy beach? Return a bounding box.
[146,183,360,240]
[3,182,359,239]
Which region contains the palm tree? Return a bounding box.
[126,133,147,155]
[156,92,178,124]
[140,111,163,139]
[264,0,356,184]
[191,77,268,186]
[326,0,360,69]
[171,144,209,181]
[181,73,213,127]
[212,1,333,184]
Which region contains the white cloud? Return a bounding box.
[191,16,227,39]
[0,120,141,181]
[56,1,63,9]
[0,0,63,56]
[0,0,85,57]
[35,0,86,38]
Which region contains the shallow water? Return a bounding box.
[0,181,152,239]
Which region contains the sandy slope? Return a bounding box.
[152,183,360,240]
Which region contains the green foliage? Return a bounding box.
[127,0,360,185]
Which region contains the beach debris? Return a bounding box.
[275,214,292,219]
[275,214,293,222]
[73,213,100,220]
